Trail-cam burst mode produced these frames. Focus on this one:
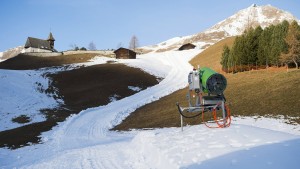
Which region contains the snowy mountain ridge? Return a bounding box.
[140,4,300,53]
[0,46,24,62]
[205,4,299,36]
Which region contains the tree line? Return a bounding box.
[70,35,139,52]
[221,20,300,73]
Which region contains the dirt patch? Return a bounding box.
[11,115,31,124]
[0,64,159,149]
[0,53,101,70]
[47,64,159,112]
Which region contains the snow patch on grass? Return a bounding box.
[0,70,59,131]
[128,86,142,92]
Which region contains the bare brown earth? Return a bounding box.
[0,53,100,70]
[114,37,300,131]
[0,54,158,149]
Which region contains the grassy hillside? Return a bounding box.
[190,37,236,71]
[114,37,300,130]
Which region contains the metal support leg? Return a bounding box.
[221,101,226,125]
[181,114,183,132]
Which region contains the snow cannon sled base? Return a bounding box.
[176,67,231,130]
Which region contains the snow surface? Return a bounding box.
[1,49,300,169]
[128,86,142,92]
[0,69,60,131]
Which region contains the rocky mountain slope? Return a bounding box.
[0,46,24,62]
[139,4,300,53]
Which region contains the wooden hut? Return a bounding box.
[178,43,196,51]
[114,48,136,59]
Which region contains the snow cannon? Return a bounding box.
[200,67,227,95]
[177,66,231,130]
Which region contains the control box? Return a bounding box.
[188,70,201,93]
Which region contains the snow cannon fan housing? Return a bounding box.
[188,67,227,95]
[200,67,227,95]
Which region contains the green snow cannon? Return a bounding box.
[200,67,227,95]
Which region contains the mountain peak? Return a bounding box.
[140,4,299,53]
[206,4,299,37]
[251,4,257,7]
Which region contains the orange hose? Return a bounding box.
[202,103,231,128]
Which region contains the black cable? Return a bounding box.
[176,102,203,118]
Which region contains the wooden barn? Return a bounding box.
[114,48,136,59]
[178,43,196,51]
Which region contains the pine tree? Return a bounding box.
[252,26,263,64]
[257,25,273,67]
[222,20,294,72]
[230,36,244,72]
[244,27,262,66]
[269,21,289,66]
[221,45,230,71]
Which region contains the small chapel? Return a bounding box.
[24,32,56,52]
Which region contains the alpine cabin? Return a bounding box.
[178,43,196,51]
[114,48,136,59]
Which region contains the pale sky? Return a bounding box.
[0,0,299,51]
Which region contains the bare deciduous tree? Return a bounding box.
[88,41,97,50]
[129,35,139,51]
[69,43,78,50]
[281,20,300,69]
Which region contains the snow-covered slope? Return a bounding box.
[140,4,300,53]
[1,48,300,169]
[0,70,60,131]
[2,119,300,169]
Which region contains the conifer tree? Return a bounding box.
[269,21,289,66]
[252,26,263,64]
[230,36,245,72]
[243,27,262,66]
[221,20,295,72]
[221,45,230,71]
[257,25,273,67]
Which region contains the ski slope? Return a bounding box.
[1,49,300,169]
